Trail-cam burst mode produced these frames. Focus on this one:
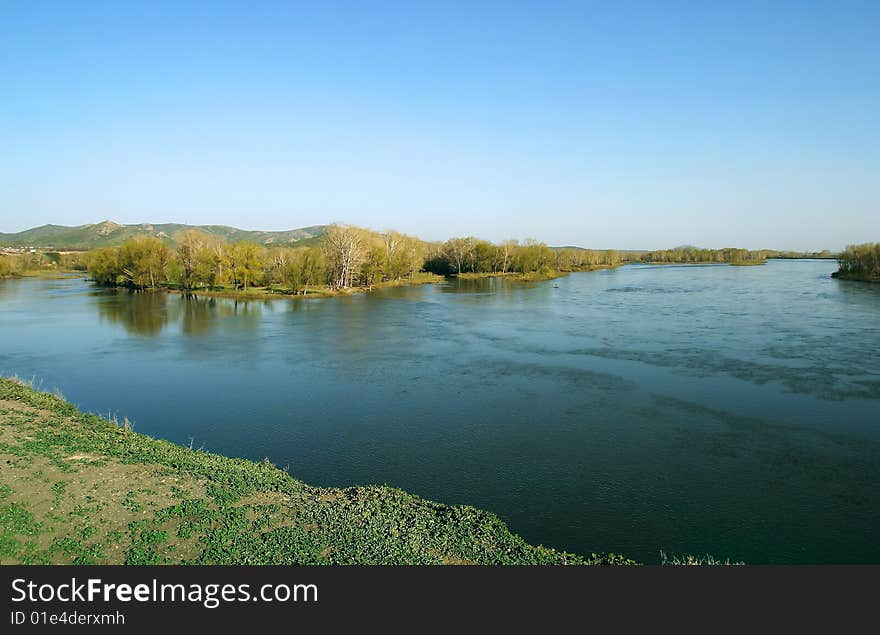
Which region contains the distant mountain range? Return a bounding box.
[0,221,327,250]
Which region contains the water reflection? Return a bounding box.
[833,278,880,311]
[93,289,170,336]
[90,289,268,337]
[178,294,217,336]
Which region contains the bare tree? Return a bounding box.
[382,230,404,279]
[444,237,476,274]
[500,239,518,274]
[213,241,225,283]
[322,224,367,289]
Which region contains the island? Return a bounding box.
[831,243,880,283]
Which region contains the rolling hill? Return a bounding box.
[0,220,327,250]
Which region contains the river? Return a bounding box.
[1,259,878,563]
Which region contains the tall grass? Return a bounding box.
[660,550,744,565]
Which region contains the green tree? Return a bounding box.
[472,240,497,273]
[443,237,476,274]
[117,237,171,288]
[223,241,264,290]
[175,230,212,289]
[86,248,120,285]
[361,245,386,287]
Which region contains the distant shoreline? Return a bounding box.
[640,260,767,266]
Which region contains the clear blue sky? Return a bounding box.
[1,1,877,250]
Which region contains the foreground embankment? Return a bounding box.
[0,378,633,565]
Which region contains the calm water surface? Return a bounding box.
[1,260,879,563]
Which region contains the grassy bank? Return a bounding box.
[135,272,446,301]
[455,264,617,283]
[0,267,86,281]
[0,378,633,565]
[454,271,567,282]
[59,266,620,302]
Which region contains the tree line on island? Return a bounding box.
[640,246,771,264]
[423,237,620,277]
[86,226,429,293]
[832,243,880,282]
[82,225,622,294]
